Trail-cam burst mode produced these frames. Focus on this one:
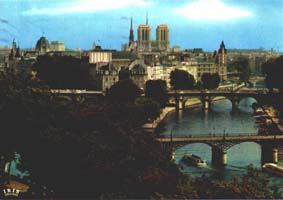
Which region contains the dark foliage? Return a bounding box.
[107,79,142,103]
[34,55,90,89]
[145,79,168,108]
[169,69,195,90]
[201,73,221,89]
[229,56,251,84]
[262,56,283,93]
[118,67,131,80]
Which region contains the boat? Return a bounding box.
[262,163,283,176]
[181,154,207,167]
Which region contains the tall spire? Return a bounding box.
[129,17,134,44]
[146,12,148,25]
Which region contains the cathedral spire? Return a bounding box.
[146,12,148,25]
[129,17,134,44]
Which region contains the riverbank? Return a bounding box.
[143,97,226,133]
[261,106,283,132]
[143,107,175,133]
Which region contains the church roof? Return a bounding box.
[35,36,50,49]
[112,51,137,60]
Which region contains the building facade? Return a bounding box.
[89,51,112,68]
[50,41,65,51]
[156,25,170,51]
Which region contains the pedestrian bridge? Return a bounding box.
[156,134,283,166]
[156,135,283,144]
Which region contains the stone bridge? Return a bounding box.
[167,89,277,111]
[157,135,283,166]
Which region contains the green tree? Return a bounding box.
[262,56,283,93]
[201,73,221,89]
[229,56,251,85]
[194,166,276,199]
[107,79,142,103]
[169,69,195,90]
[145,80,168,108]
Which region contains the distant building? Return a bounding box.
[89,50,112,68]
[35,36,50,55]
[123,17,170,53]
[50,41,65,51]
[7,39,21,69]
[112,51,137,70]
[93,65,119,92]
[214,41,228,81]
[128,60,148,89]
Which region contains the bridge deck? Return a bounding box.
[156,135,283,143]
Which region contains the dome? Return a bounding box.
[35,36,50,53]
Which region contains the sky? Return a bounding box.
[0,0,283,51]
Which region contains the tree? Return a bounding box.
[262,56,283,93]
[34,55,90,89]
[201,73,221,89]
[135,97,160,121]
[229,56,250,84]
[193,166,276,199]
[118,67,131,81]
[107,79,142,103]
[169,69,195,90]
[145,80,168,108]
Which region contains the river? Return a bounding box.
[158,97,283,193]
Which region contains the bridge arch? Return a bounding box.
[210,96,232,110]
[182,97,202,109]
[238,97,258,107]
[173,142,212,163]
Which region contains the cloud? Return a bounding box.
[22,0,153,15]
[175,0,254,21]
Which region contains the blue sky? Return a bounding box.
[1,0,283,51]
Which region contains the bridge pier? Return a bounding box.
[232,100,239,111]
[202,96,211,110]
[175,95,187,112]
[212,147,227,167]
[231,97,240,111]
[261,145,278,164]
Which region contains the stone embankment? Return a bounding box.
[143,97,214,133]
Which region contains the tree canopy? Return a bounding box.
[201,73,221,89]
[145,79,168,108]
[169,69,195,90]
[262,55,283,93]
[34,55,90,89]
[106,79,142,103]
[228,56,250,84]
[118,67,131,80]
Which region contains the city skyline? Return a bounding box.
[1,0,283,51]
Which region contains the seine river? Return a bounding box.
[159,98,283,192]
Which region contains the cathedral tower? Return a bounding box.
[137,15,151,52]
[156,25,169,51]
